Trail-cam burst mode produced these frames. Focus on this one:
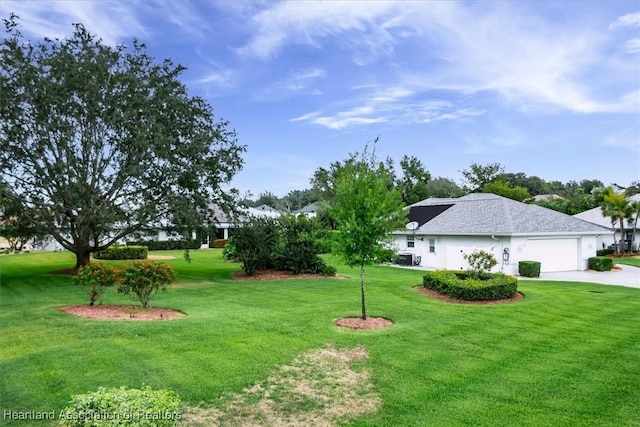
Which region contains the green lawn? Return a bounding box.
[1,250,639,426]
[614,256,640,268]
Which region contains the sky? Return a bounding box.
[1,0,639,198]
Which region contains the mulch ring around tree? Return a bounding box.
[232,269,348,281]
[415,286,524,305]
[59,305,185,320]
[335,317,394,330]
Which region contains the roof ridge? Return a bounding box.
[501,196,515,232]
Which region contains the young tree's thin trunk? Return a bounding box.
[360,263,367,320]
[619,217,626,255]
[74,248,91,270]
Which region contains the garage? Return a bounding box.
[522,238,579,272]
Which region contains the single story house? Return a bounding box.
[295,202,322,218]
[391,193,610,274]
[573,194,640,252]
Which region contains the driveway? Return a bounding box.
[533,265,640,289]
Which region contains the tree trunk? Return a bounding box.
[74,248,91,270]
[619,218,626,255]
[360,263,367,320]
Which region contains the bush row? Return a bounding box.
[588,256,613,271]
[94,245,148,260]
[209,239,228,248]
[596,248,615,256]
[423,270,518,301]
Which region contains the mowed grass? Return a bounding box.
[615,256,640,268]
[1,250,639,426]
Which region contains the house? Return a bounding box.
[295,202,322,218]
[573,194,640,251]
[391,193,610,274]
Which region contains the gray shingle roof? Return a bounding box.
[408,193,610,235]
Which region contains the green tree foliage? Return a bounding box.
[482,180,530,202]
[233,216,280,276]
[330,141,406,320]
[461,162,505,192]
[427,176,464,198]
[273,215,335,275]
[500,173,546,196]
[397,155,431,205]
[0,17,245,269]
[0,181,47,251]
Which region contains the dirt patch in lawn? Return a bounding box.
[335,317,393,330]
[416,286,524,305]
[59,304,184,320]
[181,345,380,427]
[232,269,348,281]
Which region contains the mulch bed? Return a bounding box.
[335,317,393,330]
[59,304,185,320]
[416,286,524,304]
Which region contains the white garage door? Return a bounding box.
[523,238,578,272]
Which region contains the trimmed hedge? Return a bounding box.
[209,239,228,248]
[94,245,148,260]
[518,260,541,278]
[423,270,518,301]
[596,248,615,256]
[61,386,180,427]
[588,256,613,271]
[127,240,201,251]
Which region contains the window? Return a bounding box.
[407,235,415,248]
[429,238,436,253]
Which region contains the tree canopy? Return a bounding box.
[0,16,245,268]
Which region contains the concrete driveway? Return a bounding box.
[534,265,640,289]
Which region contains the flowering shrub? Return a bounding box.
[464,249,498,274]
[117,261,176,308]
[73,263,120,306]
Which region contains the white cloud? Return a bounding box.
[1,0,147,45]
[624,38,640,53]
[610,12,640,29]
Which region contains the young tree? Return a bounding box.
[331,141,406,320]
[0,17,245,269]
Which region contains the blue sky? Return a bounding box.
[2,0,639,198]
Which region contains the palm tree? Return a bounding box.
[629,200,640,252]
[602,189,632,254]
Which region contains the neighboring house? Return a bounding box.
[573,194,640,251]
[295,202,322,218]
[391,193,610,274]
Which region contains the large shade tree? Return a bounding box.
[330,141,406,320]
[0,17,245,269]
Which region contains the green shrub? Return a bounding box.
[73,263,120,306]
[233,217,279,276]
[60,386,181,427]
[117,261,177,308]
[209,239,227,248]
[588,256,613,271]
[126,240,200,251]
[423,270,518,301]
[463,249,497,274]
[94,245,148,260]
[596,248,614,256]
[518,260,541,278]
[222,236,238,261]
[272,215,331,275]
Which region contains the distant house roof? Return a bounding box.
[573,193,640,229]
[404,193,609,235]
[295,202,322,214]
[532,194,566,202]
